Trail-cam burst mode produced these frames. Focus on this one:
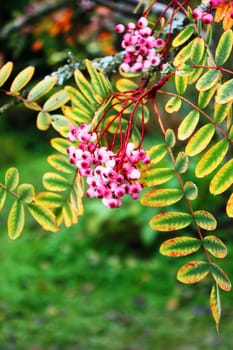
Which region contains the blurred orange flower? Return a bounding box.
[214,1,233,29]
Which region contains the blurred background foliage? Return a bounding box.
[0,0,233,349]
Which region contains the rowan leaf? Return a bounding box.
[27,203,58,232]
[5,167,19,190]
[43,89,69,111]
[0,186,7,210]
[149,212,192,231]
[173,40,193,67]
[215,79,233,104]
[191,37,205,64]
[184,181,198,200]
[43,172,70,191]
[198,85,218,109]
[160,236,201,257]
[35,192,64,208]
[146,144,168,166]
[185,123,215,156]
[10,66,35,93]
[214,101,232,123]
[50,114,71,136]
[195,139,229,178]
[196,69,220,91]
[210,263,231,291]
[175,152,189,173]
[194,210,217,230]
[203,235,227,258]
[0,61,13,87]
[175,74,188,94]
[17,184,35,203]
[74,68,99,107]
[115,78,138,92]
[36,111,51,130]
[62,105,91,124]
[64,85,95,114]
[177,260,209,284]
[8,200,25,240]
[50,138,71,154]
[47,154,74,174]
[172,25,195,47]
[210,159,233,195]
[210,284,221,332]
[141,168,174,186]
[215,29,233,66]
[27,76,58,101]
[226,193,233,217]
[177,110,200,141]
[141,188,183,207]
[165,97,182,113]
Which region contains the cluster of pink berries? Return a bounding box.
[67,124,150,208]
[192,0,233,24]
[115,17,165,73]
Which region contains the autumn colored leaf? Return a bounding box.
[160,236,201,257]
[177,261,209,284]
[210,284,221,332]
[203,235,227,258]
[149,212,192,231]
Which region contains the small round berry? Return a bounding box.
[192,8,203,20]
[137,17,148,28]
[115,23,125,33]
[202,13,213,24]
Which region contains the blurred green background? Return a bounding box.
[0,1,233,349]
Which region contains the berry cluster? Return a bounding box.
[192,6,214,23]
[115,17,165,73]
[67,124,150,208]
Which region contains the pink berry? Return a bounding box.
[192,8,203,20]
[202,13,213,24]
[115,23,125,33]
[137,17,148,28]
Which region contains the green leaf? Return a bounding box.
[160,236,201,257]
[195,139,229,178]
[62,105,91,124]
[50,114,71,136]
[177,110,200,141]
[141,188,183,207]
[8,200,25,240]
[165,97,182,113]
[64,85,95,114]
[27,76,58,101]
[172,25,195,47]
[146,144,168,166]
[194,210,217,231]
[35,192,64,208]
[43,172,70,192]
[185,123,215,156]
[150,212,192,231]
[43,90,69,111]
[61,202,77,227]
[175,74,188,95]
[175,152,189,173]
[27,203,58,232]
[141,168,174,186]
[173,40,193,67]
[210,263,231,291]
[210,284,221,332]
[17,184,35,203]
[210,159,233,195]
[215,79,233,104]
[184,181,198,200]
[36,111,51,130]
[0,186,7,210]
[198,85,217,109]
[5,167,19,190]
[0,61,13,87]
[10,66,35,93]
[116,78,138,92]
[196,69,220,91]
[85,59,109,101]
[191,37,205,64]
[50,138,71,154]
[203,235,227,258]
[177,261,209,284]
[226,193,233,217]
[47,154,74,174]
[214,101,232,123]
[165,128,176,147]
[74,68,99,107]
[215,29,233,66]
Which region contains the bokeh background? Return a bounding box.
[0,1,233,349]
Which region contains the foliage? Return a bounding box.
[0,0,233,331]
